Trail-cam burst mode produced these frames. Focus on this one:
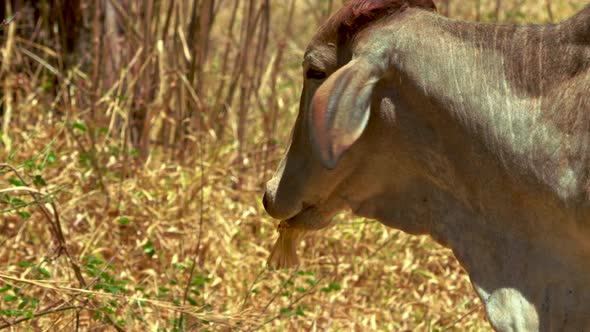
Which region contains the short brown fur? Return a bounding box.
[264,2,590,331]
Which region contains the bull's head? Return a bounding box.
[262,0,438,264]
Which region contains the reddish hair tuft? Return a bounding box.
[336,0,436,42]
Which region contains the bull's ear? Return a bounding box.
[310,59,381,169]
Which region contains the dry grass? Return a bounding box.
[0,0,585,331]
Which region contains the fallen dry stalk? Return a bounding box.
[0,272,257,328]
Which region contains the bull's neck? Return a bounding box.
[389,9,590,203]
[374,10,590,329]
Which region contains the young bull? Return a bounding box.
[262,0,590,330]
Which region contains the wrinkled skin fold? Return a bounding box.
[263,1,590,331]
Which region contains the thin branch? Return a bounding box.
[176,103,208,330]
[0,305,79,329]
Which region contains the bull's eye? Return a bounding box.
[306,68,326,80]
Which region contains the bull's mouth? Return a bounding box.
[279,202,336,232]
[280,203,312,226]
[262,189,308,221]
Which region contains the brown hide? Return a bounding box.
[263,1,590,331]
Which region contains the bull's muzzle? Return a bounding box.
[261,176,304,221]
[262,191,271,212]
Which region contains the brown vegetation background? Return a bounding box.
[0,0,585,330]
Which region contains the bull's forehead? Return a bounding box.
[303,43,337,70]
[303,7,347,64]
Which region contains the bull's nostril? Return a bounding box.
[262,192,269,211]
